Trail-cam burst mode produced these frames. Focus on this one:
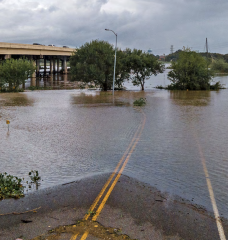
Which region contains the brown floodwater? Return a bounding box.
[1,72,228,220]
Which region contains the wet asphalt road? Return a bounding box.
[0,174,227,240]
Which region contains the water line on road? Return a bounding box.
[194,131,226,240]
[75,109,146,240]
[83,109,144,221]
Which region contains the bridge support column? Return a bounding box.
[53,59,56,73]
[50,59,53,74]
[62,57,67,74]
[57,59,60,73]
[32,60,36,78]
[44,59,47,76]
[31,60,36,87]
[36,59,40,77]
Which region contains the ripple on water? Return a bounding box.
[1,90,228,218]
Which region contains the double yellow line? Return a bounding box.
[70,109,146,240]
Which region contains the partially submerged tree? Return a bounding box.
[70,40,130,91]
[168,48,214,90]
[126,49,164,90]
[0,58,35,91]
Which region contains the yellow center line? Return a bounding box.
[70,233,79,240]
[83,112,144,221]
[92,112,146,221]
[80,232,89,240]
[76,109,146,240]
[195,134,226,240]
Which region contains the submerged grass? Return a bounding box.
[133,98,146,106]
[155,81,225,90]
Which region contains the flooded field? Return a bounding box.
[1,72,228,220]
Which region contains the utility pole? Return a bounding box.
[206,38,208,60]
[206,38,209,80]
[170,45,174,54]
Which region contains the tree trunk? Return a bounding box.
[141,80,144,91]
[103,76,108,91]
[9,82,12,92]
[103,82,107,91]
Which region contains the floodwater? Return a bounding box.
[1,71,228,220]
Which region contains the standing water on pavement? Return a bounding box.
[1,72,228,219]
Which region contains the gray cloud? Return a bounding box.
[48,5,59,12]
[1,0,228,54]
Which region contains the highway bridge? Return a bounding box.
[0,42,76,75]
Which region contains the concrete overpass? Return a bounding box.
[0,42,76,75]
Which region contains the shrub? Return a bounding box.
[168,47,213,90]
[0,172,24,199]
[133,98,146,106]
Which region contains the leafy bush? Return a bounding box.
[0,58,35,92]
[133,98,146,106]
[155,85,165,89]
[0,87,24,93]
[168,47,214,90]
[0,172,24,199]
[210,82,225,90]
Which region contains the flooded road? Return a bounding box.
[1,73,228,221]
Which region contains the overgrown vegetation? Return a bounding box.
[0,58,35,92]
[155,85,164,89]
[210,82,225,90]
[0,87,24,92]
[0,172,24,199]
[133,98,146,106]
[167,47,214,90]
[0,170,41,200]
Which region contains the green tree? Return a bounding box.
[0,58,35,91]
[211,58,228,73]
[70,40,130,91]
[126,49,164,90]
[168,48,214,90]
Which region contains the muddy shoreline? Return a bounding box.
[0,173,227,239]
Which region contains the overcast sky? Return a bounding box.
[1,0,228,55]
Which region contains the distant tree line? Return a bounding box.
[166,49,228,74]
[166,49,228,64]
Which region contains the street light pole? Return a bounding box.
[105,29,117,95]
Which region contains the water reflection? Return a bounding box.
[70,91,132,107]
[0,93,34,107]
[169,90,211,106]
[24,69,228,91]
[25,74,77,89]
